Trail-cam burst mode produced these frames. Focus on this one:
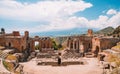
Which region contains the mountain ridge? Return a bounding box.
[94,26,114,35]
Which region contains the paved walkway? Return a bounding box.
[21,58,103,74]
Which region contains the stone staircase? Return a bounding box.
[62,50,80,59]
[0,50,9,59]
[0,50,13,74]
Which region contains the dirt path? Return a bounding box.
[21,58,103,74]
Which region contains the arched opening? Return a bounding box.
[34,41,40,50]
[21,46,24,50]
[8,42,11,47]
[28,43,30,48]
[70,42,73,49]
[89,43,91,48]
[94,46,100,57]
[117,35,119,38]
[74,41,77,49]
[21,46,24,52]
[88,43,91,52]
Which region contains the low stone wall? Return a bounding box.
[36,58,87,66]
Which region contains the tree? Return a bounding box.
[58,44,62,49]
[52,41,58,50]
[35,44,40,50]
[1,28,5,34]
[52,39,63,50]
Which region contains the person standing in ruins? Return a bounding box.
[57,52,62,66]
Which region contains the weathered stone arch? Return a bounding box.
[29,36,53,52]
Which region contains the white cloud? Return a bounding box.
[89,15,109,28]
[1,1,120,33]
[6,11,120,33]
[107,12,120,27]
[0,0,92,21]
[106,9,117,15]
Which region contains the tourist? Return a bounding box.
[99,54,105,66]
[57,52,62,66]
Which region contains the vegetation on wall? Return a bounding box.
[52,39,63,50]
[35,44,40,50]
[3,54,20,74]
[108,54,120,74]
[95,25,120,37]
[95,26,114,35]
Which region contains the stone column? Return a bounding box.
[32,40,35,52]
[76,41,79,52]
[79,41,81,51]
[80,44,84,53]
[69,41,71,49]
[73,41,75,50]
[76,41,78,50]
[78,41,80,52]
[75,41,76,50]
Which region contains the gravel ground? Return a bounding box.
[21,58,103,74]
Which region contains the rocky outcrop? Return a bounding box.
[113,26,120,34]
[111,42,120,52]
[112,26,120,37]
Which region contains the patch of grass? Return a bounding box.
[3,60,14,71]
[114,45,120,49]
[3,54,21,74]
[108,54,120,74]
[6,54,17,61]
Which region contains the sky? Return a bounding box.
[0,0,120,36]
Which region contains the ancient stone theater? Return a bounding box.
[0,28,120,55]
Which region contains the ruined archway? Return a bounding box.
[70,42,73,49]
[34,41,40,50]
[30,37,53,52]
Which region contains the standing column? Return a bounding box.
[76,41,79,52]
[79,41,81,52]
[32,40,35,52]
[73,41,75,50]
[68,41,70,49]
[69,41,71,49]
[80,43,84,57]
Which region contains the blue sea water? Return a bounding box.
[29,28,98,37]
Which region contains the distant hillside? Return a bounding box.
[95,26,114,35]
[113,26,120,34]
